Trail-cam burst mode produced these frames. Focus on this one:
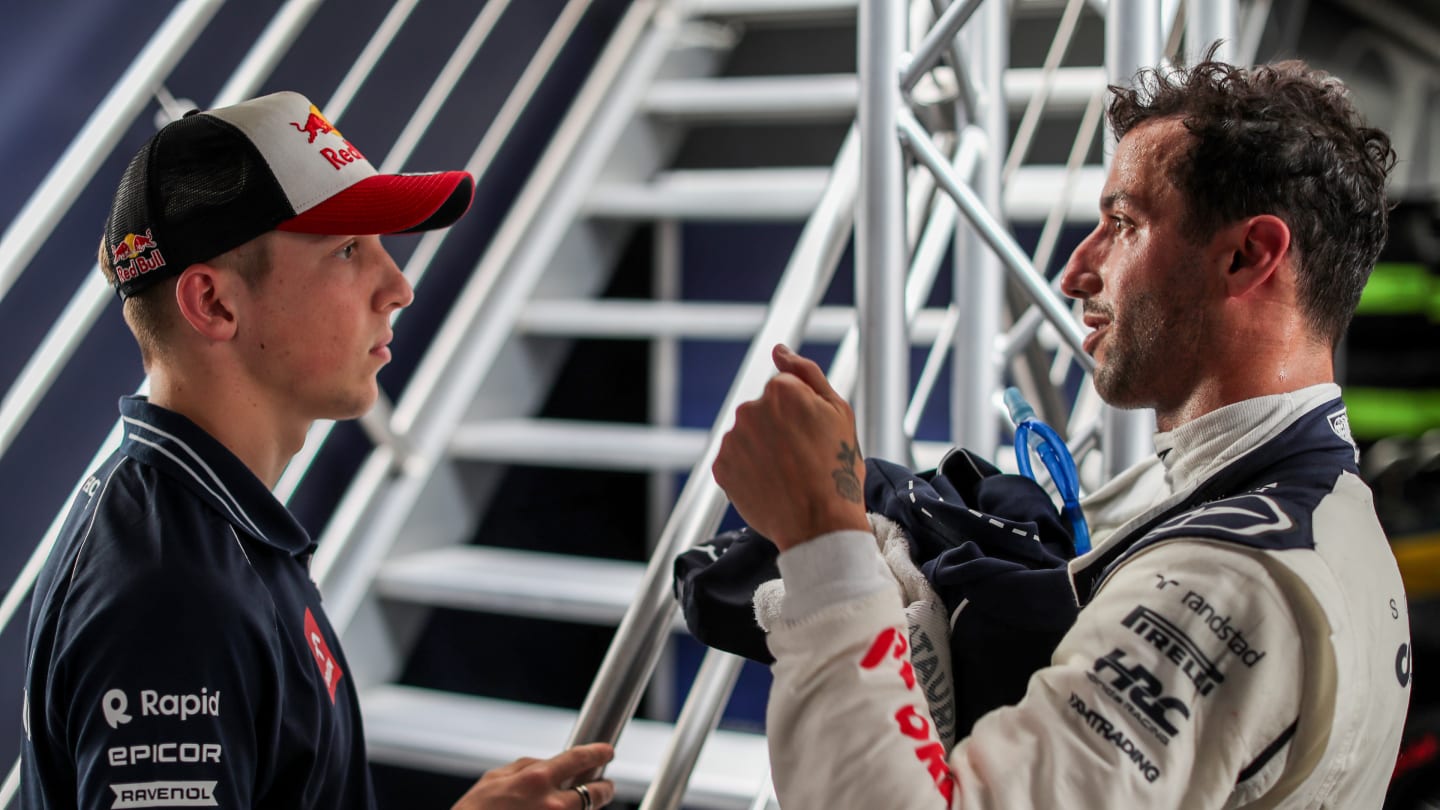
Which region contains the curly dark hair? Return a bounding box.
[1107,43,1396,348]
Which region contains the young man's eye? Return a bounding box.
[335,242,357,260]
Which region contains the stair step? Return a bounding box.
[363,685,771,809]
[685,0,857,21]
[689,0,1079,15]
[644,68,1105,121]
[519,300,955,341]
[376,546,684,628]
[1004,66,1106,113]
[1007,165,1104,221]
[645,74,857,121]
[586,168,830,221]
[585,166,1104,222]
[449,416,952,473]
[450,419,707,470]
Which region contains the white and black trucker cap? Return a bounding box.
[104,90,474,299]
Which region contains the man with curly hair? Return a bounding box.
[712,50,1410,808]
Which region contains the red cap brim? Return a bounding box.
[276,170,475,235]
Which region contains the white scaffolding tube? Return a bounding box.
[950,0,1008,459]
[1098,0,1164,479]
[857,0,910,460]
[1186,0,1239,63]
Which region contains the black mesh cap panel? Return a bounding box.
[104,113,294,300]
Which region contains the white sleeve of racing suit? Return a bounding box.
[765,533,1303,809]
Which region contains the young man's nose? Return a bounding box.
[376,244,414,313]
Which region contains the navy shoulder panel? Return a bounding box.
[1077,399,1359,602]
[1144,486,1309,551]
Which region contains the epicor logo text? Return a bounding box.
[102,688,221,729]
[108,741,222,767]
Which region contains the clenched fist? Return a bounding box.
[712,344,870,551]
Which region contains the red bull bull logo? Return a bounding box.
[289,103,367,172]
[111,228,167,284]
[290,105,338,143]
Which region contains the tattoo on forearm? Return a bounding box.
[832,440,862,503]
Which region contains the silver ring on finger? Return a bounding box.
[573,783,593,810]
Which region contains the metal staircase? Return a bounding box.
[316,0,1143,805]
[319,3,876,802]
[0,0,1286,807]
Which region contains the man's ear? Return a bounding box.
[174,263,239,341]
[1224,214,1291,298]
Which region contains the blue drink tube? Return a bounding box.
[1003,387,1091,555]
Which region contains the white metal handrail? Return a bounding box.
[0,0,224,305]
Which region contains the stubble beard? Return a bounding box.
[1091,285,1204,412]
[1092,292,1166,409]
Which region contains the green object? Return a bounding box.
[1344,388,1440,439]
[1345,265,1440,438]
[1357,263,1440,321]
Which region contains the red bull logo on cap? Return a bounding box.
[291,104,339,143]
[290,103,367,172]
[111,228,167,284]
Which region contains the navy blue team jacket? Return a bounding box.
[22,397,374,809]
[675,448,1081,738]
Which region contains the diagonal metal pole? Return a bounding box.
[899,110,1093,366]
[901,0,985,91]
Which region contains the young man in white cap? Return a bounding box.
[21,91,613,810]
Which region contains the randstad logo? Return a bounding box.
[110,228,166,284]
[103,688,221,729]
[290,103,365,171]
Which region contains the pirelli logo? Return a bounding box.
[1121,606,1225,697]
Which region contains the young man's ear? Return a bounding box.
[174,264,239,341]
[1224,214,1291,298]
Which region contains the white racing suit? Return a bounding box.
[765,385,1411,808]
